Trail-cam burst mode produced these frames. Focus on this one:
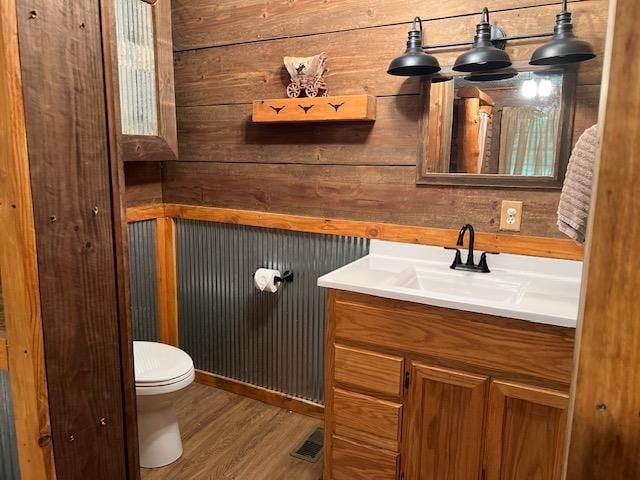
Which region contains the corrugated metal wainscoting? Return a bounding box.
[176,220,369,404]
[0,371,20,479]
[128,221,159,342]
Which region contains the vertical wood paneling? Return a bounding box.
[16,0,128,477]
[176,220,369,403]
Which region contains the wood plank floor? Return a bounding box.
[141,383,324,480]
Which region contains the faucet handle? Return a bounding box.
[444,246,463,269]
[478,251,499,273]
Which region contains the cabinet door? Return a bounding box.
[110,0,178,161]
[404,363,489,480]
[484,380,568,480]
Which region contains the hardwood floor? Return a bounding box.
[141,383,324,480]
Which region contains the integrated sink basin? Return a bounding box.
[393,266,526,305]
[318,239,582,328]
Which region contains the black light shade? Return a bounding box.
[530,10,596,65]
[453,8,512,73]
[464,68,518,82]
[388,17,441,77]
[430,74,454,83]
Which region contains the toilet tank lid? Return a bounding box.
[133,341,194,383]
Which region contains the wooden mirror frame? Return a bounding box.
[416,67,577,189]
[110,0,178,162]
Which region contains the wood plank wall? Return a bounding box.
[125,162,163,206]
[16,1,129,478]
[139,0,609,238]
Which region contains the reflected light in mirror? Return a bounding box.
[521,79,538,98]
[521,79,555,98]
[538,79,553,97]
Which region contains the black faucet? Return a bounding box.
[445,224,499,273]
[457,224,476,267]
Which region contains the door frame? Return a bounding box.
[564,0,640,477]
[0,0,56,478]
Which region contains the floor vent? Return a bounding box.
[290,426,324,463]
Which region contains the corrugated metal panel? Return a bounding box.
[128,221,159,342]
[0,371,20,479]
[176,220,369,404]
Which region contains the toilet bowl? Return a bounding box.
[134,341,195,469]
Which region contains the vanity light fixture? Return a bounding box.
[387,1,596,80]
[530,0,596,65]
[387,17,441,76]
[452,8,512,73]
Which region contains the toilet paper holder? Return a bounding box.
[274,270,294,284]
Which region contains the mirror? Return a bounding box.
[115,0,159,137]
[417,68,576,188]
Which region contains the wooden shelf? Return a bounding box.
[252,94,376,123]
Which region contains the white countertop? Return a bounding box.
[318,240,583,328]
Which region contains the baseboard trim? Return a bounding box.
[194,369,325,420]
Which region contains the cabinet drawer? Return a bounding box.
[333,388,402,445]
[332,435,399,480]
[335,345,404,397]
[333,292,574,383]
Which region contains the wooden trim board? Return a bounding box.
[0,338,7,371]
[126,204,583,259]
[100,0,141,474]
[165,204,583,260]
[0,0,56,476]
[156,217,178,346]
[195,370,324,420]
[126,203,166,222]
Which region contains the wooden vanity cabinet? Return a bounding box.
[324,290,574,480]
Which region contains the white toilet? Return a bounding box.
[134,341,195,468]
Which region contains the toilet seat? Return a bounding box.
[136,369,195,396]
[134,341,195,396]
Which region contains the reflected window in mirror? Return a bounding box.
[418,68,576,188]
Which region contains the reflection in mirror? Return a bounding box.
[419,69,576,188]
[115,0,159,136]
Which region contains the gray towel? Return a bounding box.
[557,124,599,244]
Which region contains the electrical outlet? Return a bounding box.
[500,201,523,232]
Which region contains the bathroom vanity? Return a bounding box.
[318,240,581,480]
